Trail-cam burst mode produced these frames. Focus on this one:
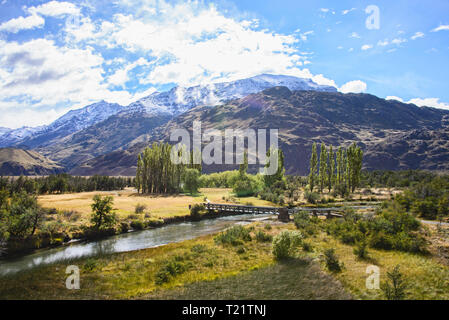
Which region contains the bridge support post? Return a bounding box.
[278,208,290,222]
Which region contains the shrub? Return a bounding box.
[304,190,320,204]
[190,204,206,221]
[135,203,147,214]
[381,265,407,300]
[191,244,208,254]
[130,220,145,230]
[353,240,369,259]
[155,257,190,285]
[83,258,97,271]
[264,224,272,230]
[214,225,252,246]
[272,230,303,260]
[255,230,273,242]
[324,248,343,272]
[301,241,313,252]
[294,212,318,236]
[236,246,246,254]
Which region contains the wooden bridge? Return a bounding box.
[204,203,281,215]
[202,203,343,221]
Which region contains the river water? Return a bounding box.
[0,214,272,276]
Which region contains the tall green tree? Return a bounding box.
[318,143,328,193]
[90,195,117,230]
[328,145,335,192]
[308,143,318,192]
[263,147,285,188]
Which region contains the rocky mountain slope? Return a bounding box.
[70,86,449,176]
[0,148,64,176]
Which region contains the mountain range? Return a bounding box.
[1,74,448,176]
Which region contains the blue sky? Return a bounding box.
[0,0,448,128]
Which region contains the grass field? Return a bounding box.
[37,188,275,226]
[2,218,448,300]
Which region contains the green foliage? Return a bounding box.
[381,265,407,300]
[190,204,206,221]
[272,230,303,260]
[326,202,427,253]
[353,240,369,259]
[90,195,117,230]
[263,147,286,188]
[134,203,146,214]
[183,168,201,195]
[308,143,318,192]
[155,255,191,285]
[136,142,199,194]
[255,230,273,242]
[293,212,318,236]
[323,248,343,272]
[2,191,44,240]
[304,189,320,204]
[83,258,98,271]
[214,226,252,246]
[0,175,132,195]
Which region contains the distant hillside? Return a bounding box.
[0,148,64,176]
[70,87,449,176]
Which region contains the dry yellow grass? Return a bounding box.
[38,188,275,224]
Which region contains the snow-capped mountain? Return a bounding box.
[40,101,124,134]
[2,74,335,149]
[4,101,124,149]
[124,74,337,116]
[0,126,45,147]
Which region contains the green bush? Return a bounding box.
[134,203,146,214]
[155,256,191,285]
[353,240,369,259]
[190,204,206,221]
[272,230,303,260]
[304,190,320,204]
[381,265,407,300]
[323,248,343,272]
[130,220,145,230]
[301,241,313,252]
[255,230,273,242]
[214,225,252,246]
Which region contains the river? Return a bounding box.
[0,214,272,276]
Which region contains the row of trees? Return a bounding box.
[135,142,202,194]
[0,174,133,195]
[309,142,363,196]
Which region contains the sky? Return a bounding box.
[0,0,448,128]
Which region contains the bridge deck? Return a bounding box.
[203,203,343,218]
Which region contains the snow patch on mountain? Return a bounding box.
[124,73,337,116]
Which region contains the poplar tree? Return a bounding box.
[327,145,335,192]
[308,143,318,191]
[318,143,327,193]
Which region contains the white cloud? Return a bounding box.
[377,39,389,46]
[86,2,322,87]
[320,8,329,13]
[387,96,449,110]
[411,32,424,40]
[27,1,80,17]
[431,25,449,32]
[391,38,407,45]
[408,98,449,110]
[0,14,45,33]
[386,96,404,102]
[361,44,373,50]
[339,80,367,93]
[342,8,356,15]
[349,32,361,39]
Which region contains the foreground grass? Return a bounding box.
[144,258,351,300]
[301,229,449,300]
[2,219,448,300]
[0,223,277,299]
